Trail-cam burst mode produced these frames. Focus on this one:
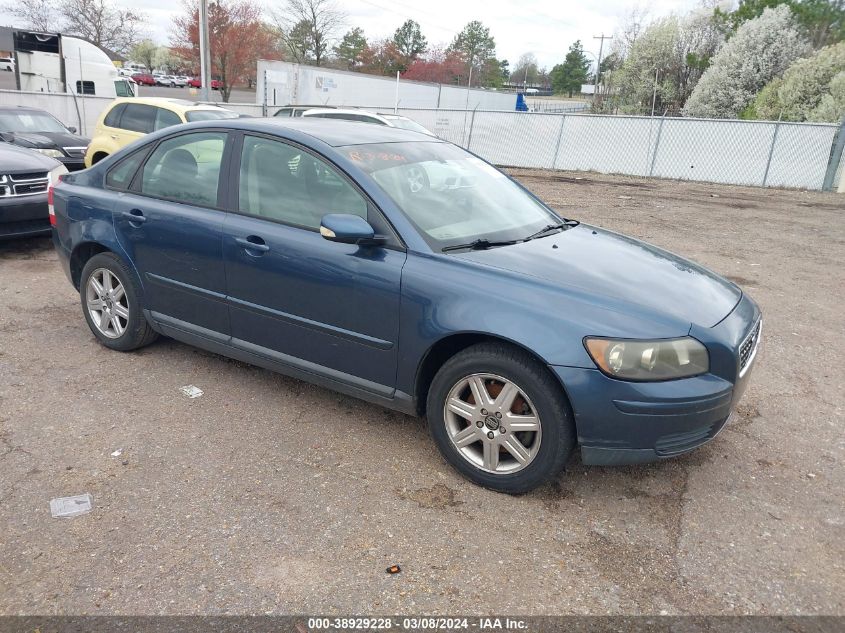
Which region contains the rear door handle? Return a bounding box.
[121,209,146,224]
[235,236,270,254]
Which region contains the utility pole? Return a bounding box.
[593,33,612,98]
[198,0,212,102]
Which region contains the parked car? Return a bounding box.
[84,97,239,167]
[0,57,15,72]
[52,119,762,493]
[170,75,188,87]
[186,77,222,90]
[273,104,337,118]
[0,143,66,239]
[131,73,156,86]
[299,107,435,136]
[0,106,90,171]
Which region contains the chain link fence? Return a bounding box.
[397,108,844,191]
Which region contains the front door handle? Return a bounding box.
[235,236,270,254]
[121,209,146,225]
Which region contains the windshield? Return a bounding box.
[384,117,433,136]
[339,142,560,251]
[185,109,239,122]
[0,111,68,133]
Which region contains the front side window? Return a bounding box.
[239,135,367,229]
[120,104,156,133]
[338,142,559,252]
[154,107,182,130]
[140,132,227,207]
[114,80,134,97]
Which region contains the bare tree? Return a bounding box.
[61,0,145,57]
[2,0,61,32]
[274,0,344,66]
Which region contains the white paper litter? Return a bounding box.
[50,494,93,518]
[180,385,203,399]
[110,449,123,457]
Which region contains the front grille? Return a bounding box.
[0,172,49,197]
[739,319,762,377]
[655,424,714,455]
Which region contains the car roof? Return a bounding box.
[302,107,384,118]
[108,97,232,113]
[193,117,442,147]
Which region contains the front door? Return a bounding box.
[112,130,231,336]
[222,134,406,392]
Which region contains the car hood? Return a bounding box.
[0,143,62,171]
[457,224,742,329]
[7,131,90,150]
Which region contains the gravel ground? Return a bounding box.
[0,171,843,616]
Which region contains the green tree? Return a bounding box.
[551,40,590,97]
[393,19,427,70]
[749,41,845,120]
[715,0,845,48]
[448,20,496,86]
[274,0,344,66]
[334,27,367,69]
[130,40,158,72]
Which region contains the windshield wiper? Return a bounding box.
[523,220,578,242]
[441,238,521,253]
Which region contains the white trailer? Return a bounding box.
[2,29,135,99]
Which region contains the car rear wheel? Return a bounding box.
[426,342,575,494]
[80,252,158,351]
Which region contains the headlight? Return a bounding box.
[584,336,709,381]
[48,163,68,184]
[35,148,65,158]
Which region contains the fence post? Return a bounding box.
[648,110,667,177]
[465,107,478,151]
[822,115,845,191]
[762,115,781,187]
[551,115,567,170]
[262,69,268,117]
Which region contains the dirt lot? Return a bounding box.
[1,171,843,616]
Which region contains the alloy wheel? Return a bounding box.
[443,373,542,474]
[85,268,129,339]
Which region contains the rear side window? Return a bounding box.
[140,131,227,207]
[105,148,148,190]
[120,104,156,133]
[103,103,125,128]
[154,107,181,130]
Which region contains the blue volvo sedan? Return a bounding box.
[50,119,761,493]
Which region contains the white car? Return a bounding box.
[0,57,15,72]
[299,108,474,194]
[300,108,435,136]
[170,75,188,87]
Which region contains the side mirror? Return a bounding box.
[319,214,384,246]
[67,126,77,134]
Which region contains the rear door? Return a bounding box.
[222,133,406,391]
[111,129,233,337]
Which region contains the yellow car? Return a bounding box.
[84,97,240,167]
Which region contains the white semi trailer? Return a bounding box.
[3,29,135,98]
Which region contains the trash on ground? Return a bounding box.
[50,494,93,518]
[180,385,203,399]
[617,195,633,200]
[110,449,122,457]
[386,564,401,574]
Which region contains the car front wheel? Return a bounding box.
[427,342,575,494]
[80,252,158,351]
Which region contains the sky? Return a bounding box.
[0,0,702,70]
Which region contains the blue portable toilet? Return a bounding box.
[516,93,528,111]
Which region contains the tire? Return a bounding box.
[79,252,158,351]
[426,342,575,494]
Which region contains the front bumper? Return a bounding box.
[554,293,761,465]
[58,156,86,172]
[0,193,50,240]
